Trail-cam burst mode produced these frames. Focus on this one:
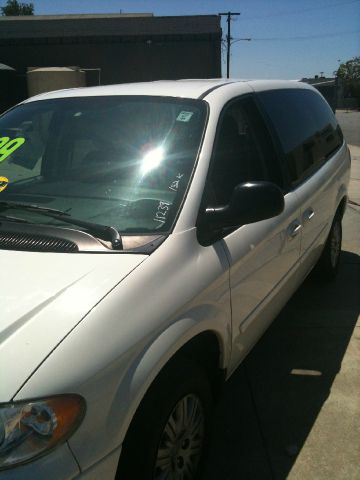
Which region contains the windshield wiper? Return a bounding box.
[0,201,71,217]
[0,201,123,250]
[0,214,31,224]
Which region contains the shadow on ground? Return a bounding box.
[203,249,360,480]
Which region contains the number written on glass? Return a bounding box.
[0,137,26,163]
[154,201,171,226]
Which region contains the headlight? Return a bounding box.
[0,395,85,470]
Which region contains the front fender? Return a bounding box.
[14,229,232,473]
[112,305,230,442]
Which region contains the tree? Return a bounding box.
[335,57,360,99]
[336,57,360,80]
[1,0,34,15]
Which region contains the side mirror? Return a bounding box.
[203,181,285,231]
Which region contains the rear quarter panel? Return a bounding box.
[295,141,350,279]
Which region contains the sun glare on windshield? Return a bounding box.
[140,146,165,176]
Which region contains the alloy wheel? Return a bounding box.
[154,394,205,480]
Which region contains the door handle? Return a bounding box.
[288,222,302,238]
[304,208,315,221]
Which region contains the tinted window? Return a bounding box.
[258,88,343,186]
[207,96,282,206]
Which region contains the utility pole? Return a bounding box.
[219,11,240,78]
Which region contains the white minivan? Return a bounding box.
[0,80,350,479]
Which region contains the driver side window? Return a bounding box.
[207,96,283,206]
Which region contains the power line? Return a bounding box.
[245,0,360,21]
[231,38,252,45]
[235,29,359,42]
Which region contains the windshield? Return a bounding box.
[0,96,207,234]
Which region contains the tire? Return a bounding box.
[116,358,213,480]
[316,214,342,280]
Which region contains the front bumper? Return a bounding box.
[0,443,79,480]
[0,444,121,480]
[74,446,121,480]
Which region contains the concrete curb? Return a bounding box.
[348,145,360,207]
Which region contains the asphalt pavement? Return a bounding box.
[203,110,360,480]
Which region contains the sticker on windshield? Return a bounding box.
[176,111,194,123]
[0,176,9,192]
[0,137,26,163]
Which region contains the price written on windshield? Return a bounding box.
[0,137,26,163]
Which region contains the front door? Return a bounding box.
[203,95,302,374]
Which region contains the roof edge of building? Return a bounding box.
[0,13,220,21]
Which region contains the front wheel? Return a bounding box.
[316,214,342,280]
[116,359,213,480]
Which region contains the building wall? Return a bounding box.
[0,36,221,94]
[0,14,221,108]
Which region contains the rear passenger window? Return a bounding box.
[258,88,343,187]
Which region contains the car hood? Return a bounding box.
[0,250,147,401]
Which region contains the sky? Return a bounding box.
[7,0,360,79]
